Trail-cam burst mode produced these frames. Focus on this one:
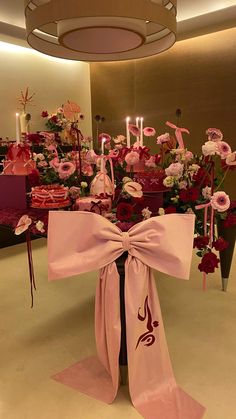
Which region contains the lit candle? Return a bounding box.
[16,113,21,144]
[126,116,130,148]
[90,138,94,150]
[140,117,144,146]
[101,137,105,154]
[136,117,140,143]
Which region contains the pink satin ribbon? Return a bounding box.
[48,212,205,419]
[166,121,190,149]
[195,202,215,290]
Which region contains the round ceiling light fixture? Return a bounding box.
[25,0,177,62]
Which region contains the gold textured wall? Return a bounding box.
[90,28,236,196]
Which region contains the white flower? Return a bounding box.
[35,220,45,233]
[178,180,188,190]
[142,207,152,220]
[123,181,143,198]
[188,164,200,173]
[114,135,126,144]
[122,177,132,184]
[163,176,175,188]
[158,207,165,216]
[202,140,219,156]
[165,162,184,178]
[81,181,88,188]
[226,151,236,166]
[202,186,212,200]
[186,208,194,214]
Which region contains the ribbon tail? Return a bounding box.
[52,262,120,404]
[26,230,36,308]
[125,256,205,419]
[176,129,185,149]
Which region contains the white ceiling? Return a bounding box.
[0,0,235,41]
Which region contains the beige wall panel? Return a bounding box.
[91,28,236,196]
[0,38,92,138]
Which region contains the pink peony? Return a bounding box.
[15,215,32,235]
[125,151,140,166]
[217,141,232,159]
[206,128,223,142]
[143,127,156,137]
[49,157,60,170]
[128,124,140,137]
[58,161,76,179]
[165,162,184,177]
[82,163,94,177]
[211,191,230,212]
[156,133,170,145]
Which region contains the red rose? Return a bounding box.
[164,206,177,214]
[212,237,229,251]
[116,203,133,221]
[193,167,210,186]
[194,236,209,250]
[198,251,220,274]
[179,187,199,203]
[50,115,58,123]
[26,133,41,144]
[41,111,48,118]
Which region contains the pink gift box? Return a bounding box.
[0,175,29,209]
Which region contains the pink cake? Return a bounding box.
[31,184,70,208]
[75,196,112,216]
[3,144,36,176]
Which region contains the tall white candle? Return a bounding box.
[90,138,94,150]
[16,113,21,144]
[136,117,140,143]
[140,117,144,147]
[101,137,105,154]
[126,117,130,148]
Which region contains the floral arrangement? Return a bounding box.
[13,106,236,286]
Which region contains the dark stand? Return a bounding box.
[115,251,128,384]
[217,222,236,291]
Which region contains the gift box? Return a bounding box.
[0,175,29,209]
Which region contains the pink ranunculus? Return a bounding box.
[206,128,223,142]
[145,156,156,168]
[165,162,184,177]
[58,161,76,179]
[143,127,156,137]
[226,151,236,166]
[128,124,140,137]
[211,191,230,212]
[125,151,140,166]
[15,215,32,235]
[49,157,60,170]
[156,133,170,145]
[82,163,94,177]
[123,181,143,198]
[202,140,219,156]
[217,141,232,159]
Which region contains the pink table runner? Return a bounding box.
[48,211,205,419]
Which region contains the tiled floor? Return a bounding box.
[0,238,235,419]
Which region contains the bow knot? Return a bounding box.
[122,231,131,252]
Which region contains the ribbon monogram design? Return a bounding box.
[136,296,159,349]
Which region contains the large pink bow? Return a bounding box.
[48,212,205,419]
[166,121,190,149]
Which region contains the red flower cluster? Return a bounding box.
[193,236,209,250]
[164,206,177,214]
[198,251,220,274]
[41,111,49,118]
[179,187,199,203]
[116,202,133,221]
[193,167,210,187]
[212,237,229,251]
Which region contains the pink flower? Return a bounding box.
[185,151,194,161]
[206,128,223,142]
[49,157,60,170]
[217,141,232,159]
[123,181,143,198]
[145,156,156,168]
[58,161,76,179]
[125,151,140,166]
[98,133,111,144]
[165,162,184,177]
[37,161,48,168]
[15,215,32,235]
[143,127,156,137]
[128,124,140,137]
[226,151,236,166]
[202,141,219,156]
[156,133,170,145]
[69,186,80,199]
[82,163,94,177]
[211,191,230,212]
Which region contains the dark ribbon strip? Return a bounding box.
[26,229,36,308]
